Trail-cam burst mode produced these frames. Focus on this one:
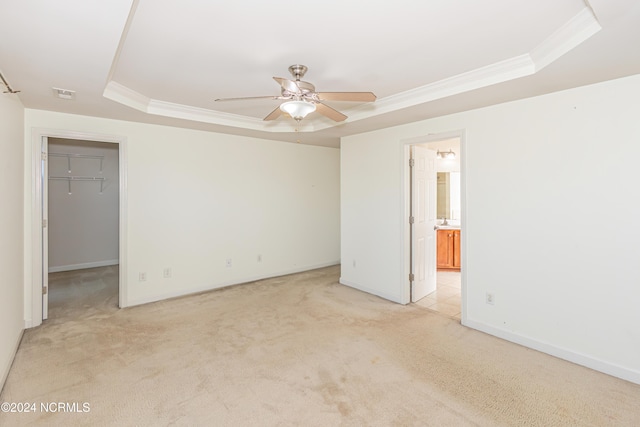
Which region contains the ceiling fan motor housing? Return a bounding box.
[288,64,308,80]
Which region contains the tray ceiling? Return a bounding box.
[2,0,639,147]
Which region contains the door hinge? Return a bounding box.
[42,219,47,228]
[409,273,415,282]
[409,216,415,224]
[42,286,48,295]
[41,152,47,161]
[409,158,415,167]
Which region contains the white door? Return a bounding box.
[41,137,49,319]
[411,145,437,302]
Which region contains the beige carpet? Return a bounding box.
[1,266,639,426]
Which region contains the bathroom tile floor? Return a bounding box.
[414,270,461,320]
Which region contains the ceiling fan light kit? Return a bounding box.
[216,64,376,124]
[279,100,316,121]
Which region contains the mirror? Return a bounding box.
[437,172,461,220]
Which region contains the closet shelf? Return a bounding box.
[49,152,104,173]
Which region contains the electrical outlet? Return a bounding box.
[353,259,356,268]
[139,272,147,282]
[257,254,262,263]
[486,292,495,305]
[226,259,232,268]
[163,268,172,278]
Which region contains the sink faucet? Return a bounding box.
[441,217,448,226]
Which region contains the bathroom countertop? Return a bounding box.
[435,224,461,230]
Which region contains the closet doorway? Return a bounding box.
[31,129,127,327]
[44,138,120,320]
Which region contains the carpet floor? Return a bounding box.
[1,265,639,426]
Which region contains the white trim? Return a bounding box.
[530,7,602,72]
[458,133,469,327]
[103,81,322,133]
[30,135,43,327]
[48,259,119,273]
[30,128,128,326]
[104,0,139,83]
[376,55,534,116]
[118,138,129,308]
[465,319,640,385]
[338,278,402,304]
[102,81,150,112]
[0,329,23,393]
[127,261,340,307]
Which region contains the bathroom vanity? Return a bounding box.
[436,227,461,270]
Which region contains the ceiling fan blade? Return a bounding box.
[263,105,283,121]
[273,77,300,93]
[273,77,315,94]
[316,92,377,102]
[316,102,348,122]
[215,95,281,102]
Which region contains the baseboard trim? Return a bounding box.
[465,318,640,385]
[125,261,341,308]
[48,259,119,273]
[1,329,24,394]
[339,278,402,304]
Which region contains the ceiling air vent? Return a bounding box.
[52,87,76,100]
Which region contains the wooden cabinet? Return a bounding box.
[437,229,461,270]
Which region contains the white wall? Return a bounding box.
[0,93,24,389]
[341,73,640,384]
[24,111,340,318]
[341,136,406,302]
[47,139,119,272]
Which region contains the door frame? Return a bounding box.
[30,128,128,327]
[400,130,467,323]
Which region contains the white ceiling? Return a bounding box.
[2,0,639,147]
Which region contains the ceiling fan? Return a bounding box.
[215,64,376,123]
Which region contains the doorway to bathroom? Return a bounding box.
[408,135,462,320]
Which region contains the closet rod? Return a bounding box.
[49,176,106,181]
[49,176,106,195]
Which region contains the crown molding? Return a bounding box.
[103,80,149,112]
[530,7,602,71]
[104,81,323,132]
[372,54,535,116]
